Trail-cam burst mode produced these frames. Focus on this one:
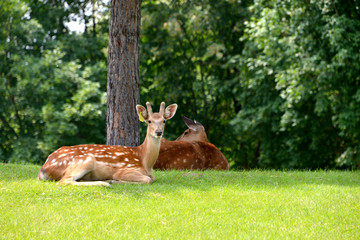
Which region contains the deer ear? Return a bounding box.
[136,105,148,122]
[164,104,178,120]
[182,116,198,131]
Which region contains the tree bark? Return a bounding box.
[107,0,141,146]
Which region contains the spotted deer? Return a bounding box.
[37,102,177,186]
[154,116,229,170]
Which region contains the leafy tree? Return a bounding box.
[0,0,108,164]
[231,0,360,168]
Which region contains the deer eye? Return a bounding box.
[184,131,189,135]
[163,120,166,123]
[148,120,151,124]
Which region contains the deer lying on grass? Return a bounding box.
[154,116,229,170]
[37,102,177,186]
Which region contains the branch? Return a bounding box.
[5,74,24,135]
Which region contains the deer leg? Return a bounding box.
[57,155,110,186]
[113,170,153,184]
[149,175,155,181]
[105,179,123,184]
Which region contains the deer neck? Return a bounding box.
[139,135,161,173]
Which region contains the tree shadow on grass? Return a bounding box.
[154,170,360,187]
[1,164,359,197]
[105,170,360,197]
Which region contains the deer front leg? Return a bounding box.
[149,175,155,181]
[113,169,153,184]
[58,155,110,186]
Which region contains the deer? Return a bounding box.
[37,102,177,186]
[154,116,229,170]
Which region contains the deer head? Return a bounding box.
[136,102,178,139]
[176,116,209,142]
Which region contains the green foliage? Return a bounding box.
[0,0,108,164]
[1,0,360,169]
[229,0,360,169]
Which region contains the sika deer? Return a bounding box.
[37,102,177,186]
[154,116,229,170]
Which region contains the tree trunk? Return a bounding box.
[107,0,141,146]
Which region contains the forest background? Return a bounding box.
[1,0,360,169]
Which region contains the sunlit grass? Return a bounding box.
[0,163,359,239]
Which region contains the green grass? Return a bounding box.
[0,164,359,239]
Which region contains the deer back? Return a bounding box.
[155,139,229,170]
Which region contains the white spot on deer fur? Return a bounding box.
[58,153,67,158]
[134,158,139,161]
[64,149,69,152]
[79,147,83,150]
[59,161,63,166]
[183,159,187,163]
[102,162,125,168]
[115,152,124,156]
[112,156,117,159]
[124,158,129,162]
[51,159,56,163]
[186,153,189,157]
[84,147,88,150]
[89,148,93,151]
[127,164,134,167]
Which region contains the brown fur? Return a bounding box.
[155,140,229,170]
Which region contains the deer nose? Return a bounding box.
[155,130,163,136]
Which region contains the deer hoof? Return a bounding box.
[109,179,122,184]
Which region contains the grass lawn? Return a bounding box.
[0,163,359,239]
